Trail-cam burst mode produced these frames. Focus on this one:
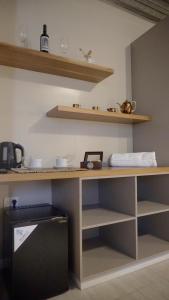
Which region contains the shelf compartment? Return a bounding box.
[0,42,113,83]
[137,201,169,217]
[137,175,169,209]
[47,105,151,124]
[138,213,169,259]
[138,235,169,259]
[82,220,137,279]
[82,177,136,218]
[82,207,135,229]
[83,237,134,278]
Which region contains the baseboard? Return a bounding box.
[70,272,81,289]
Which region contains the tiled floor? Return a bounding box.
[2,259,169,299]
[50,259,169,300]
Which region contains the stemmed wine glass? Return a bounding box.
[59,37,69,55]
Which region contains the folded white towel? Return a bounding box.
[109,152,157,167]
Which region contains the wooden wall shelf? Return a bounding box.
[47,105,151,124]
[0,42,113,83]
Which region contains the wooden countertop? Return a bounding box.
[0,167,169,183]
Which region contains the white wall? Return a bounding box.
[0,0,152,204]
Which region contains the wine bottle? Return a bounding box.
[40,24,49,53]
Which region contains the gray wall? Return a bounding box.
[132,16,169,166]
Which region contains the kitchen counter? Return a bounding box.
[1,166,169,289]
[0,167,169,183]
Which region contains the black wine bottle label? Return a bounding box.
[40,36,49,52]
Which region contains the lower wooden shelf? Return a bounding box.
[137,201,169,217]
[138,234,169,259]
[82,237,134,279]
[82,207,134,230]
[47,105,151,124]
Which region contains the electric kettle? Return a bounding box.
[0,142,24,169]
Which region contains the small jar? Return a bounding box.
[92,106,100,110]
[107,107,117,113]
[73,104,81,108]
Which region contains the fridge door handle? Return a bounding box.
[51,216,68,223]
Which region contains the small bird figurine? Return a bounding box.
[79,48,93,63]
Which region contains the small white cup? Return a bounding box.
[30,158,42,169]
[55,158,68,168]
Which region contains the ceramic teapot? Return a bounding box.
[117,100,136,114]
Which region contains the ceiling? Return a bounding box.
[100,0,169,22]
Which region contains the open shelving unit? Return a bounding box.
[0,42,113,83]
[76,173,169,287]
[47,105,151,124]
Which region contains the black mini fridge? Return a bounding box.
[3,205,68,300]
